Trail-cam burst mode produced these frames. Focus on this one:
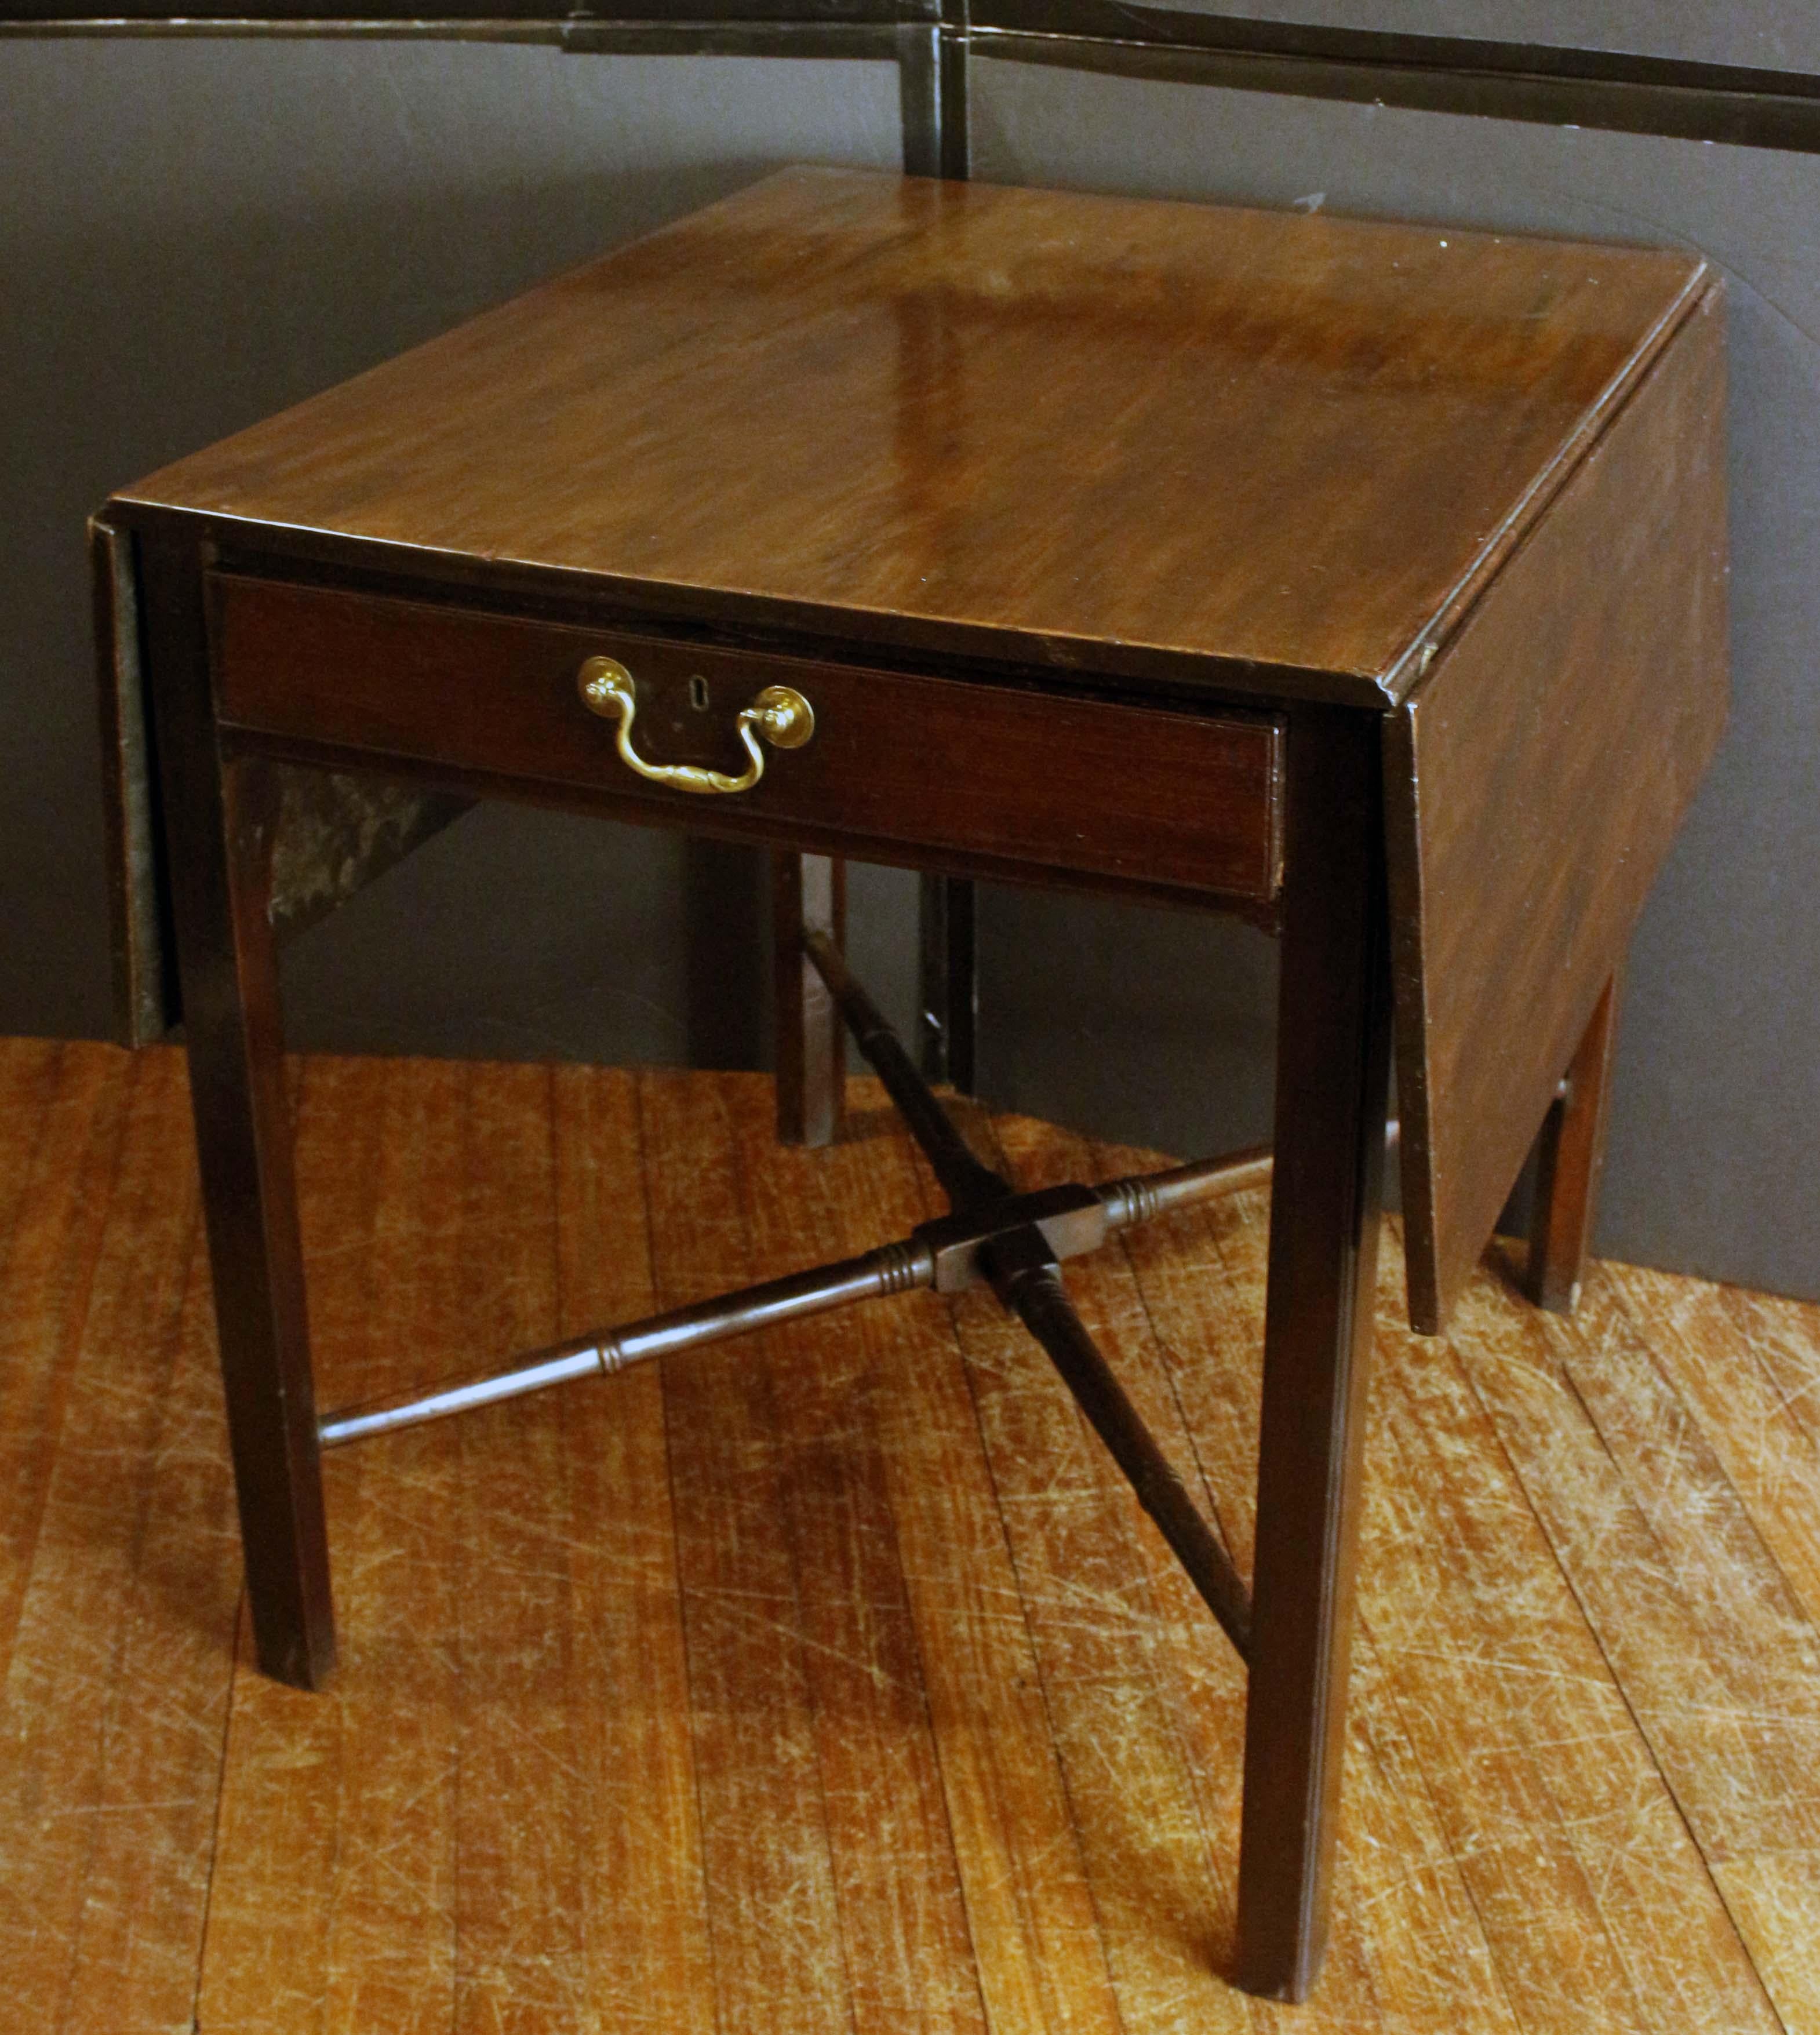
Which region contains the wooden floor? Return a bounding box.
[4,1039,1820,2034]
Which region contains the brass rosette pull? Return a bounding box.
[577,656,814,794]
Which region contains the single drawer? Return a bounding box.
[211,575,1283,902]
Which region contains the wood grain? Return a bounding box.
[141,525,337,1688]
[936,1122,1257,2029]
[210,573,1286,908]
[639,1069,854,2035]
[193,1055,391,2035]
[1528,974,1621,1314]
[1235,705,1392,1997]
[1448,1255,1820,2033]
[0,1042,131,1687]
[1094,1134,1515,2034]
[723,1075,990,2035]
[772,851,847,1148]
[7,1039,1815,2032]
[550,1062,718,2035]
[112,166,1703,709]
[984,1111,1386,2034]
[0,1046,241,2035]
[803,1094,1126,2035]
[314,1057,462,2035]
[1386,286,1728,1332]
[1370,1242,1779,2035]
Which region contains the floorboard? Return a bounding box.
[2,1040,1815,2034]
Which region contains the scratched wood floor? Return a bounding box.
[5,1037,1820,2033]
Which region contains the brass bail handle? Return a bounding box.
[577,656,814,795]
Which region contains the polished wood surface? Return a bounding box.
[212,571,1285,906]
[1237,705,1392,1996]
[1528,973,1621,1313]
[139,530,334,1688]
[1386,289,1728,1331]
[5,1039,1815,2032]
[772,850,846,1147]
[919,872,977,1089]
[115,167,1704,709]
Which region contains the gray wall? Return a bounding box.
[4,24,1818,1299]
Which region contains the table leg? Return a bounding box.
[773,851,846,1146]
[139,526,336,1690]
[1528,973,1621,1314]
[918,873,977,1091]
[1236,708,1392,1999]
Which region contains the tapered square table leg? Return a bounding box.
[1528,973,1621,1314]
[1236,708,1392,1999]
[918,873,977,1092]
[139,527,335,1690]
[773,851,846,1147]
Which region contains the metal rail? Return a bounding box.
[970,1,1820,155]
[10,6,1820,156]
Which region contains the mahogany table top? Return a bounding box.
[115,165,1706,709]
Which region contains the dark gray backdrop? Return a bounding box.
[3,19,1815,1298]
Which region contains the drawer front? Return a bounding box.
[211,576,1283,902]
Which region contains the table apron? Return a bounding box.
[208,573,1285,909]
